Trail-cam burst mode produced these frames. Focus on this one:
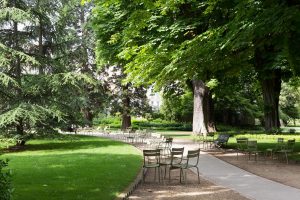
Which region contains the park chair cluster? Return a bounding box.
[195,133,230,150]
[235,137,296,164]
[142,146,201,184]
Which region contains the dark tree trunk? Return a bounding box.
[13,19,25,146]
[121,85,131,130]
[254,46,282,132]
[83,107,93,127]
[193,80,216,134]
[38,13,44,74]
[79,7,94,125]
[260,69,281,132]
[122,114,131,130]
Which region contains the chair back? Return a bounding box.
[247,140,258,151]
[236,138,248,150]
[165,137,173,143]
[186,149,200,166]
[285,139,296,151]
[170,147,184,165]
[275,138,285,150]
[143,149,160,167]
[217,134,230,142]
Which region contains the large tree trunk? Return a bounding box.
[192,80,208,135]
[254,45,282,132]
[83,107,93,127]
[13,19,26,146]
[261,69,281,132]
[79,8,94,125]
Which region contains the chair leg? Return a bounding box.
[169,168,171,183]
[154,168,156,182]
[196,167,200,184]
[143,168,146,183]
[158,167,161,183]
[184,169,187,184]
[285,152,288,164]
[179,169,182,183]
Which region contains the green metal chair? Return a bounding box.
[275,139,295,164]
[158,137,173,156]
[265,138,284,159]
[143,149,161,183]
[246,140,262,161]
[159,147,184,180]
[236,138,248,159]
[174,149,201,184]
[203,133,215,149]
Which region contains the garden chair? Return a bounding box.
[159,147,184,180]
[203,133,215,149]
[176,149,201,184]
[265,138,284,159]
[275,139,295,164]
[246,140,262,161]
[236,138,248,159]
[143,149,161,183]
[158,137,173,156]
[213,134,230,149]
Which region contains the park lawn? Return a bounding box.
[0,135,142,200]
[158,131,193,139]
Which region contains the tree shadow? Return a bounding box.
[8,152,142,200]
[5,136,128,153]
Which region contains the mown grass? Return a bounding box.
[159,130,300,160]
[0,135,142,200]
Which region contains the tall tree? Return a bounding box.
[212,0,300,131]
[0,0,97,144]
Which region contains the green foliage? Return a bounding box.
[94,115,192,131]
[280,80,300,124]
[0,0,104,141]
[160,89,193,122]
[0,159,12,200]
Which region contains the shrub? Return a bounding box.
[0,159,12,200]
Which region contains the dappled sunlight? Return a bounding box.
[1,135,143,200]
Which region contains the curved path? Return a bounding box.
[173,139,300,200]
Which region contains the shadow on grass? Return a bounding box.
[7,136,127,153]
[7,152,142,200]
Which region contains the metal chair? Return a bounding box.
[160,147,184,180]
[203,133,215,149]
[143,149,161,183]
[174,149,201,184]
[275,139,295,164]
[236,138,248,159]
[265,138,284,159]
[214,134,230,149]
[158,137,173,156]
[246,140,262,161]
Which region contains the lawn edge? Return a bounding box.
[115,146,144,200]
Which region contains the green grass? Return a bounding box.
[158,131,193,139]
[0,135,142,200]
[158,130,300,160]
[226,134,300,160]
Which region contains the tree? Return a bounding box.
[100,66,151,130]
[160,83,193,122]
[90,0,229,135]
[0,0,97,144]
[211,0,300,131]
[90,1,153,129]
[280,79,300,125]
